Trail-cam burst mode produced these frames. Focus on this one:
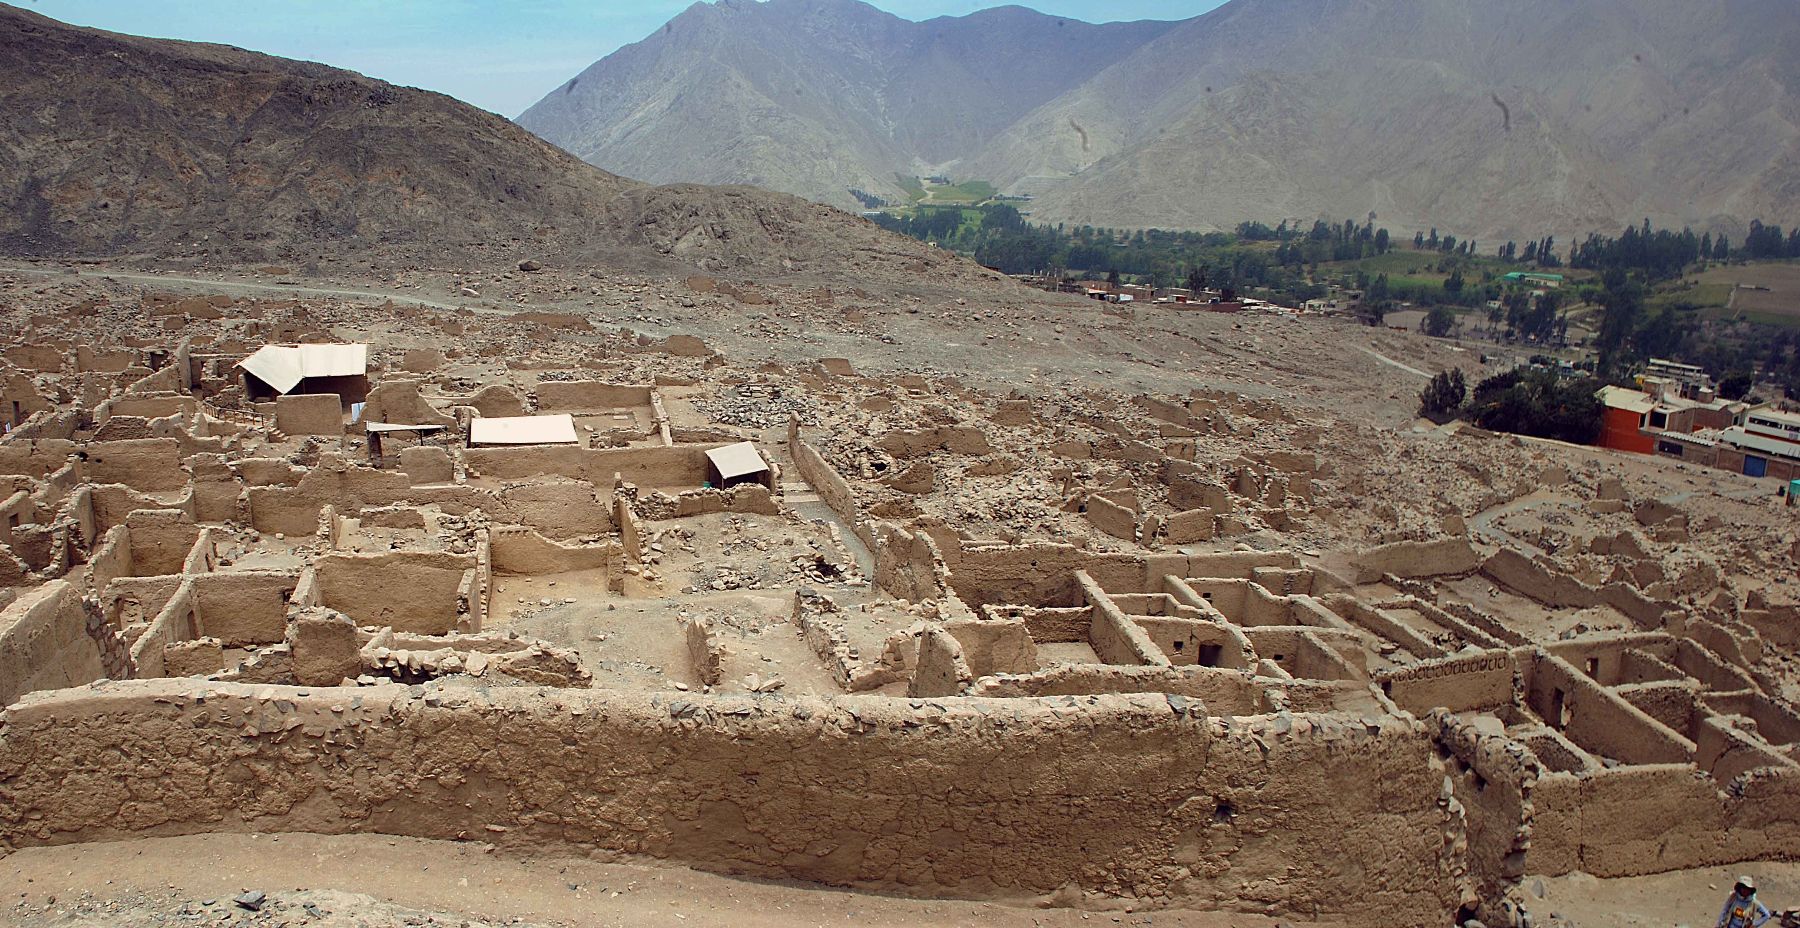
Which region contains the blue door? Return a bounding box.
[1744,455,1768,478]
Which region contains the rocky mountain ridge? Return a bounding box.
[521,0,1800,241]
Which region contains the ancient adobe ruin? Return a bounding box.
[1,283,1797,927]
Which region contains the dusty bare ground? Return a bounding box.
[0,833,1337,928]
[7,834,1794,928]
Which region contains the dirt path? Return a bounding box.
[1358,345,1432,378]
[1,262,478,312]
[1467,489,1572,556]
[0,832,1324,928]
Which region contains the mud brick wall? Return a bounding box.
[0,681,1462,924]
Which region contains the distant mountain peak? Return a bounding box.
[517,0,1799,240]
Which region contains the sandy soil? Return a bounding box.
[6,834,1796,928]
[0,833,1334,928]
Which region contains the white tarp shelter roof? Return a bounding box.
[468,414,579,446]
[236,344,369,394]
[366,422,447,434]
[706,441,769,481]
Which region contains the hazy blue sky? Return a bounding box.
[27,1,1224,117]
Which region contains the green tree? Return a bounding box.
[1185,267,1207,295]
[1106,268,1121,286]
[1718,370,1755,401]
[1423,306,1456,338]
[1594,270,1645,374]
[1419,368,1467,421]
[1467,368,1604,444]
[1444,271,1466,300]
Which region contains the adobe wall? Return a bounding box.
[787,430,865,540]
[0,581,104,706]
[941,618,1037,676]
[313,552,475,635]
[1527,764,1800,878]
[497,477,611,539]
[0,681,1461,923]
[614,495,643,561]
[535,381,653,411]
[464,445,714,489]
[680,615,724,686]
[948,545,1284,612]
[130,580,198,678]
[1482,551,1668,631]
[1377,652,1518,716]
[100,395,195,423]
[1131,616,1253,669]
[488,528,613,575]
[872,522,957,606]
[0,440,77,479]
[1523,652,1693,766]
[274,394,344,437]
[909,627,971,697]
[1351,537,1481,584]
[1239,627,1361,681]
[191,571,300,647]
[246,458,488,536]
[1080,572,1170,667]
[1695,714,1796,782]
[123,509,201,575]
[966,665,1358,715]
[80,439,187,493]
[85,524,134,596]
[1323,594,1445,658]
[103,574,185,628]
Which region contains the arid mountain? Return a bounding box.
[517,0,1175,212]
[523,0,1800,242]
[0,3,977,278]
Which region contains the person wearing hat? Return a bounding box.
[1719,875,1774,928]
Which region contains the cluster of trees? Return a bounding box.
[848,188,889,209]
[871,205,1323,300]
[1741,220,1800,260]
[1486,289,1566,345]
[1420,367,1603,444]
[1493,236,1562,267]
[1270,220,1393,266]
[1570,221,1721,281]
[1563,218,1796,280]
[1587,268,1702,376]
[1411,228,1477,255]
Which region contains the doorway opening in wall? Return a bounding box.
[10,400,20,425]
[6,513,18,531]
[1550,687,1570,729]
[1585,657,1600,678]
[1198,643,1223,666]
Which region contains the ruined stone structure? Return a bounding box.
[2,290,1797,928]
